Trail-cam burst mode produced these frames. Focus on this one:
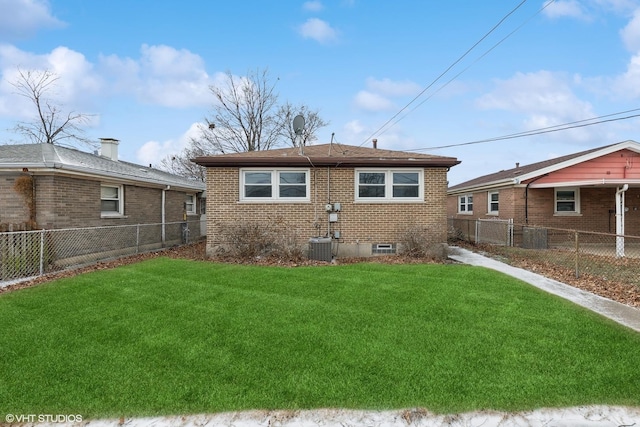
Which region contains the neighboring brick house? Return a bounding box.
[194,143,460,258]
[447,140,640,236]
[0,139,205,233]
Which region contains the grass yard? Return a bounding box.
[1,258,639,419]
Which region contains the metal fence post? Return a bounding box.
[39,230,44,276]
[574,230,580,278]
[136,224,140,254]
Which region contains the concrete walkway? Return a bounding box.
[449,246,640,333]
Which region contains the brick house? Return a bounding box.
[447,140,640,236]
[194,143,460,258]
[0,139,205,232]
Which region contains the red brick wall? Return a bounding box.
[205,166,450,256]
[448,186,640,236]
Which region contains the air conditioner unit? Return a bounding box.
[308,237,332,262]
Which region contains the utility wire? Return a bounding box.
[358,0,535,147]
[408,108,640,151]
[379,0,556,137]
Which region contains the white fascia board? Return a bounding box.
[447,179,518,195]
[529,178,640,188]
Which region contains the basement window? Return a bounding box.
[372,243,396,255]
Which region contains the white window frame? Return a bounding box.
[185,194,196,215]
[554,187,581,215]
[488,191,499,215]
[101,184,124,217]
[458,194,473,214]
[240,168,310,202]
[354,169,424,202]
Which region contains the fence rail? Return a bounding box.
[449,218,640,287]
[0,220,202,286]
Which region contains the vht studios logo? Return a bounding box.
[5,414,83,423]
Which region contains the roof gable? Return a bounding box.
[194,143,460,168]
[448,140,640,192]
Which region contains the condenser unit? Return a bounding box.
[308,237,332,262]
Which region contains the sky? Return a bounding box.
[2,0,640,186]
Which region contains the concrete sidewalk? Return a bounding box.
[449,246,640,333]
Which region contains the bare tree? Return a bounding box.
[160,67,329,180]
[10,68,94,147]
[202,68,283,153]
[158,141,208,183]
[278,102,329,147]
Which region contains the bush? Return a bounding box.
[218,221,305,262]
[398,224,448,261]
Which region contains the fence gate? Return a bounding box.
[475,218,514,246]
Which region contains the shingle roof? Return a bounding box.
[0,143,205,191]
[448,143,620,192]
[194,143,460,168]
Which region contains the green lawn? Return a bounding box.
[1,258,639,419]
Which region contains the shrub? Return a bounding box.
[398,224,449,261]
[218,221,305,262]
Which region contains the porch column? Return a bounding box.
[615,184,628,258]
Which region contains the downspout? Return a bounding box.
[162,187,167,245]
[524,174,548,224]
[327,166,331,237]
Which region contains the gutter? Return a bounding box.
[193,156,460,168]
[4,164,204,192]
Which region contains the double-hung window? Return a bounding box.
[101,184,124,216]
[458,194,473,214]
[185,194,196,215]
[488,191,499,215]
[555,187,580,214]
[241,169,310,202]
[355,169,423,201]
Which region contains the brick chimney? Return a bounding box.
[100,138,119,161]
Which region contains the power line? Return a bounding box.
[378,0,556,138]
[358,0,538,147]
[408,108,640,151]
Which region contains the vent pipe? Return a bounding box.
[372,138,377,149]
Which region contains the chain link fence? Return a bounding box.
[449,218,640,287]
[0,220,202,285]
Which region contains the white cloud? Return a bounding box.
[365,77,421,97]
[352,77,421,113]
[353,90,395,112]
[0,0,64,39]
[99,44,213,108]
[610,52,640,97]
[476,71,596,142]
[298,18,339,44]
[620,8,640,51]
[303,1,324,12]
[136,122,201,167]
[542,0,591,20]
[0,44,101,118]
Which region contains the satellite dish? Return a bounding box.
[293,114,305,135]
